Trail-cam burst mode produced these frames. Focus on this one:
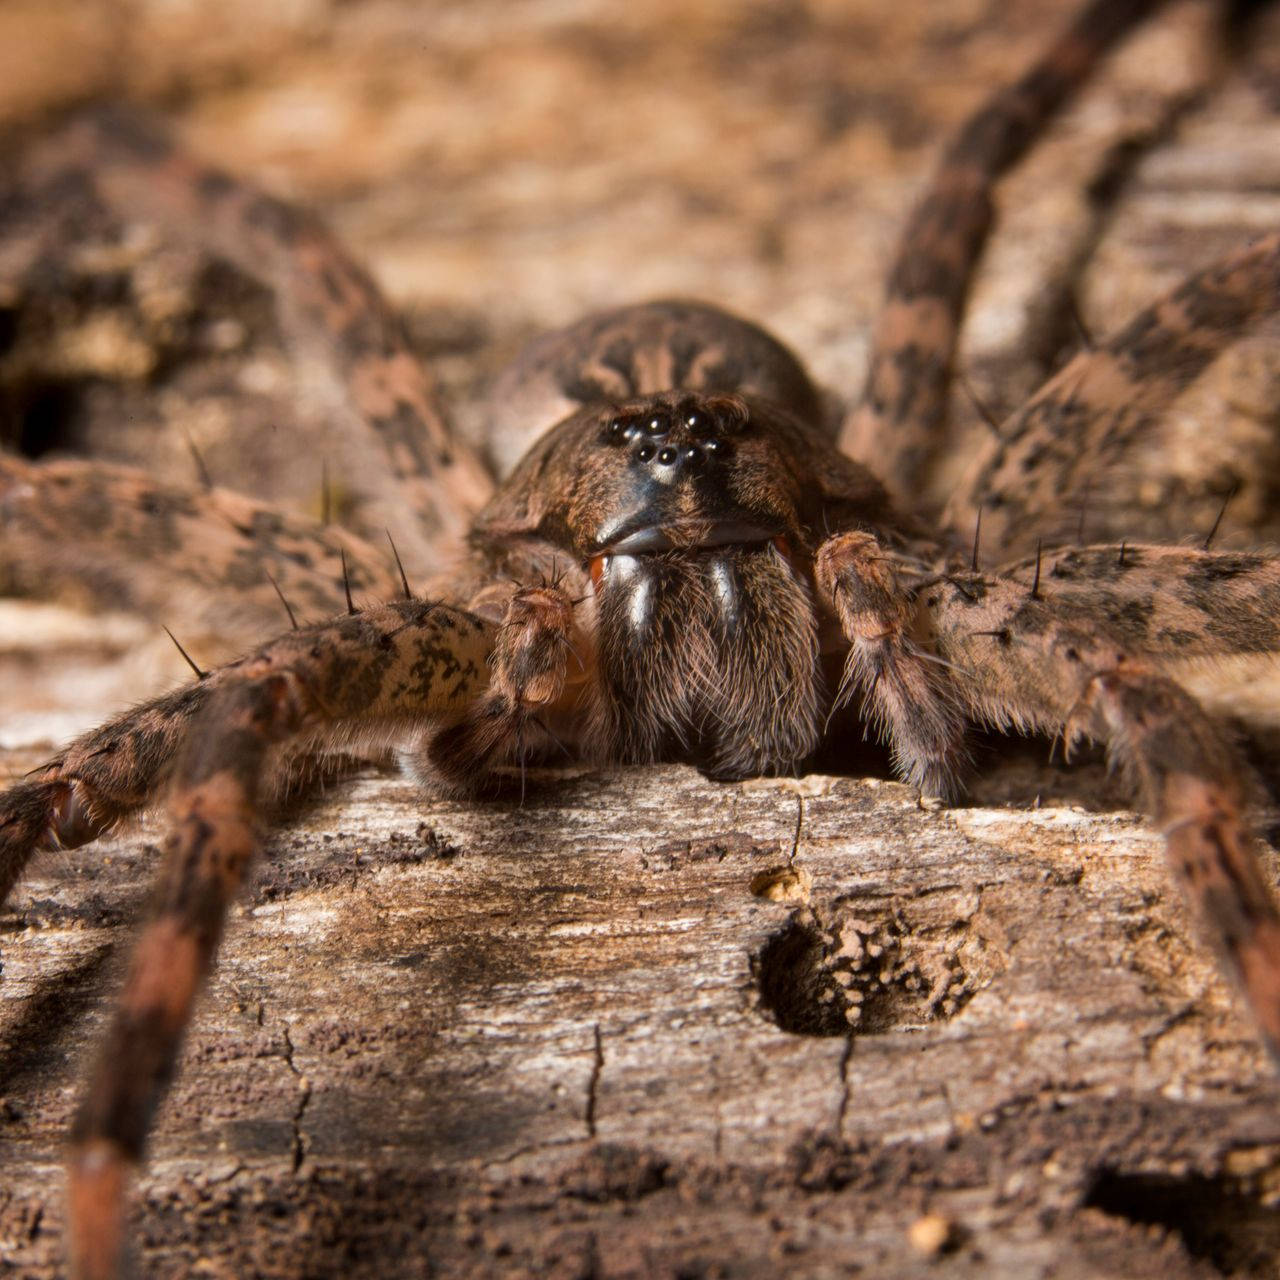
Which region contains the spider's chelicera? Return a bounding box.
[3,0,1280,1274]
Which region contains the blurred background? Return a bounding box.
[3,0,1280,743]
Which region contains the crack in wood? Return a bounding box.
[836,1033,855,1137]
[585,1023,604,1139]
[279,1021,312,1175]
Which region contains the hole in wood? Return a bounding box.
[1084,1166,1280,1276]
[753,900,996,1037]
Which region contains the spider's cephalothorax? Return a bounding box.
[463,377,907,780]
[8,1,1280,1275]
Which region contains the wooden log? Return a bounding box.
[3,760,1279,1276]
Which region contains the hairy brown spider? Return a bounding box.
[4,0,1280,1273]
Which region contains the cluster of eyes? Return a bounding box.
[601,406,738,467]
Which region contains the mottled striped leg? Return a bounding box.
[1,682,215,906]
[816,532,964,798]
[989,544,1280,663]
[947,232,1280,556]
[1070,668,1280,1059]
[59,600,492,1278]
[927,573,1280,1060]
[68,677,295,1280]
[426,585,576,790]
[0,453,399,655]
[26,107,494,559]
[0,603,493,908]
[842,0,1166,497]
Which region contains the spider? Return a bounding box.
[4,0,1280,1274]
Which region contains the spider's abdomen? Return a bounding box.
[586,543,822,780]
[481,299,828,475]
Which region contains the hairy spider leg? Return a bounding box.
[19,107,493,563]
[843,0,1169,499]
[929,564,1280,1059]
[948,232,1280,556]
[0,453,402,659]
[26,602,494,1277]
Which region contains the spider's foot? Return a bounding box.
[0,777,109,905]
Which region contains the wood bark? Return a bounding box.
[3,757,1280,1277]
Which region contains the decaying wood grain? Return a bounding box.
[3,759,1280,1277]
[5,1,1280,1276]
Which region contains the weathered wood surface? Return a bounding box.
[5,1,1280,1276]
[3,760,1279,1278]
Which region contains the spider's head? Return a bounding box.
[472,389,892,566]
[470,389,898,779]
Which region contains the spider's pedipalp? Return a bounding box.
[7,0,1280,1270]
[816,531,966,798]
[844,0,1168,499]
[948,231,1280,557]
[425,583,580,791]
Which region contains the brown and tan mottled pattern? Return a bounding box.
[19,108,495,558]
[979,544,1280,659]
[482,300,830,477]
[815,530,964,798]
[4,1,1280,1274]
[842,0,1167,501]
[925,575,1280,1056]
[1078,674,1280,1056]
[0,453,401,657]
[947,232,1280,556]
[427,584,579,791]
[0,602,492,902]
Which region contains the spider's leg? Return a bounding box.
[22,108,494,561]
[1,601,494,1279]
[0,453,400,658]
[1021,73,1208,385]
[991,543,1280,664]
[927,572,1280,1060]
[842,0,1168,499]
[946,232,1280,557]
[1072,669,1280,1057]
[815,532,965,798]
[0,602,493,907]
[423,584,579,790]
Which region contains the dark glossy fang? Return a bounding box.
[602,521,779,555]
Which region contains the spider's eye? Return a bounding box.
[657,446,678,465]
[685,409,711,435]
[603,416,631,444]
[703,437,729,458]
[636,442,656,462]
[643,412,670,436]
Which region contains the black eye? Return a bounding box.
[602,416,632,445]
[683,446,704,467]
[657,447,677,464]
[685,409,711,435]
[644,413,670,436]
[703,438,725,456]
[636,443,656,462]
